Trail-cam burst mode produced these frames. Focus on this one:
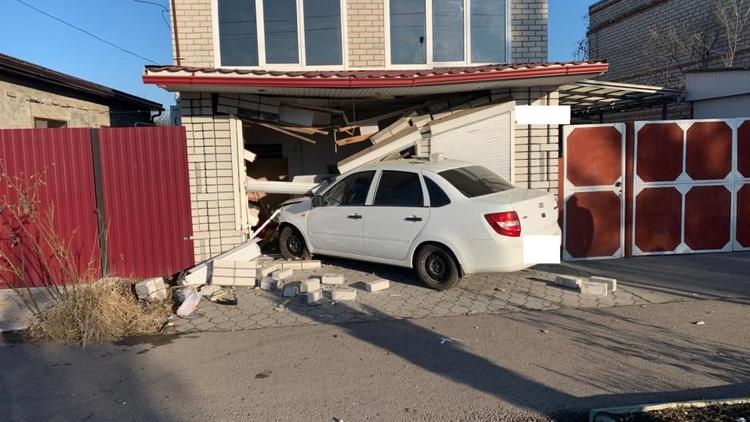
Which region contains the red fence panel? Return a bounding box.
[0,129,101,287]
[98,127,194,278]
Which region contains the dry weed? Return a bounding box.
[30,279,172,347]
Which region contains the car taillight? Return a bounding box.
[484,211,521,237]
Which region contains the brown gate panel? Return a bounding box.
[566,126,622,187]
[739,122,750,179]
[565,192,621,258]
[636,123,683,183]
[634,187,682,253]
[686,122,732,181]
[563,124,625,260]
[737,184,750,248]
[684,186,731,250]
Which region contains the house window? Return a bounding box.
[218,0,259,66]
[389,0,426,65]
[387,0,509,66]
[216,0,344,67]
[304,0,343,65]
[263,0,300,64]
[471,0,507,63]
[33,118,67,128]
[433,0,464,62]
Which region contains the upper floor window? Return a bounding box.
[216,0,344,67]
[387,0,509,66]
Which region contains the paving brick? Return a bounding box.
[283,285,299,298]
[590,276,617,292]
[554,275,582,290]
[259,277,278,291]
[332,288,357,301]
[365,279,390,292]
[306,289,323,304]
[261,263,282,277]
[272,268,294,281]
[135,277,168,301]
[281,261,304,271]
[301,278,321,293]
[322,274,345,285]
[301,260,322,270]
[581,280,608,297]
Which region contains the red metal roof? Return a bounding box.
[144,61,608,89]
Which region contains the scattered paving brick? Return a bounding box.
[322,274,345,285]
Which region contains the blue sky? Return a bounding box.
[0,0,595,108]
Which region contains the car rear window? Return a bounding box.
[439,166,514,198]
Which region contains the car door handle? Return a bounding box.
[347,214,363,220]
[405,215,423,222]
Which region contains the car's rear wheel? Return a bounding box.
[279,226,312,260]
[415,244,461,290]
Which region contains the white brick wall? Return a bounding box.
[180,93,245,261]
[348,0,386,67]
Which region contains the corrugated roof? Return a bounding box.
[0,53,163,110]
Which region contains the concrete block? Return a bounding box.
[301,260,322,270]
[322,274,345,285]
[581,280,608,297]
[283,285,299,298]
[211,276,256,287]
[259,277,278,291]
[261,263,281,277]
[182,266,208,286]
[211,260,257,286]
[365,279,390,292]
[554,275,582,290]
[281,261,304,271]
[332,288,357,301]
[135,278,168,301]
[590,276,617,292]
[272,268,294,280]
[300,278,321,293]
[306,289,323,304]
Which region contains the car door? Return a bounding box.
[364,170,430,261]
[306,171,375,256]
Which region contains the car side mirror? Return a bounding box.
[311,195,324,208]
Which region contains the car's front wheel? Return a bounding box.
[415,244,461,290]
[279,226,312,260]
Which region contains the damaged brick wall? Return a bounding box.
[180,92,245,262]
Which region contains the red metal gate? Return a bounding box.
[734,120,750,250]
[562,124,626,260]
[99,127,194,278]
[0,127,193,287]
[633,120,737,256]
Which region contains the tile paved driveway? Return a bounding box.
[173,257,683,334]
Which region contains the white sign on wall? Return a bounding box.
[515,105,571,125]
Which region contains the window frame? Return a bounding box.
[212,0,348,70]
[384,0,511,69]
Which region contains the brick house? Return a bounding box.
[587,0,750,121]
[144,0,611,262]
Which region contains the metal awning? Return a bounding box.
[559,79,683,119]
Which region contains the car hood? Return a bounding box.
[280,197,313,215]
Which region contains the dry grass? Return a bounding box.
[29,279,172,347]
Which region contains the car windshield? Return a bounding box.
[439,166,514,198]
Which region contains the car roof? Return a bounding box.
[351,159,472,174]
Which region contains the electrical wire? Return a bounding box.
[132,0,171,30]
[13,0,158,64]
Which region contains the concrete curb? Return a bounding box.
[589,397,750,421]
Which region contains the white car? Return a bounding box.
[277,160,561,290]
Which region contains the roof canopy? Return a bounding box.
[144,61,609,98]
[559,79,683,118]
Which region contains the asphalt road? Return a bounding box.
[2,298,749,422]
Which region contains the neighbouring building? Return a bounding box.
[0,53,163,128]
[686,68,750,119]
[145,0,646,262]
[587,0,750,120]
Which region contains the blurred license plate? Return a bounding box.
[523,235,561,264]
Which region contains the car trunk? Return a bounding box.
[477,189,558,233]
